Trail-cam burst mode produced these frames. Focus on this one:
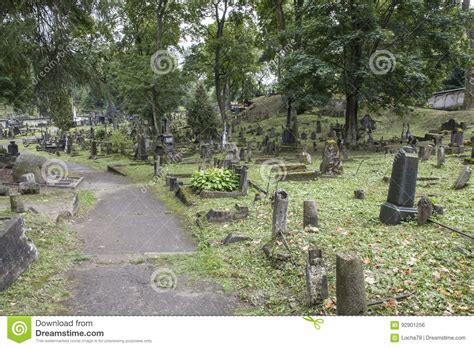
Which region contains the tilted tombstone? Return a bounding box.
[379,147,419,225]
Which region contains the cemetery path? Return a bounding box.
[65,162,237,315]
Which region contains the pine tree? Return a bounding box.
[186,84,218,141]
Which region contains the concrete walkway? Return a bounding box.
[66,162,236,315]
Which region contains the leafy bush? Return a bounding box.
[190,168,239,192]
[108,129,133,154]
[95,128,106,140]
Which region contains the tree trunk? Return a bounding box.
[213,0,228,122]
[344,0,363,145]
[463,0,473,109]
[151,0,168,136]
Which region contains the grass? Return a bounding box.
[6,106,472,316]
[0,213,83,315]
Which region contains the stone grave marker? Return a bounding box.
[272,190,288,236]
[453,165,471,189]
[379,147,419,225]
[336,252,367,315]
[0,217,39,290]
[303,200,318,228]
[306,249,328,306]
[436,146,445,168]
[320,140,343,175]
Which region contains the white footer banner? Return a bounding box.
[0,316,471,347]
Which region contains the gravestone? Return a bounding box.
[222,233,251,245]
[91,140,98,157]
[320,140,343,175]
[239,166,249,194]
[7,141,19,156]
[303,200,318,228]
[417,196,432,225]
[106,142,113,155]
[65,135,72,154]
[135,136,147,161]
[0,217,39,291]
[269,127,276,138]
[256,126,264,136]
[471,136,474,158]
[12,152,47,184]
[354,189,366,200]
[272,190,288,236]
[310,131,317,141]
[0,185,10,196]
[200,144,211,159]
[379,147,419,225]
[306,249,328,306]
[18,182,40,195]
[436,147,445,168]
[336,252,367,315]
[10,194,25,213]
[316,120,322,134]
[281,128,296,145]
[453,165,471,189]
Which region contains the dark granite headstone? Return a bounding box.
[7,141,19,156]
[379,147,419,225]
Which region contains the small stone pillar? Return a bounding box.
[169,177,177,191]
[10,194,25,213]
[239,166,248,194]
[272,189,288,236]
[417,196,432,225]
[436,146,445,168]
[154,156,162,177]
[306,249,328,306]
[354,189,366,200]
[303,200,318,228]
[336,252,367,315]
[91,140,98,157]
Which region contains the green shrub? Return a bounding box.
[190,168,239,192]
[95,128,106,140]
[108,129,132,154]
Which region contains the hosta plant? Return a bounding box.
[190,168,239,192]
